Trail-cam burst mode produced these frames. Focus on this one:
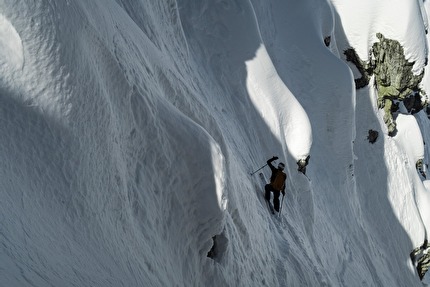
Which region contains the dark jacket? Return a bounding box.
[267,158,286,192]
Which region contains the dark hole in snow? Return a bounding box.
[207,233,228,261]
[324,36,331,47]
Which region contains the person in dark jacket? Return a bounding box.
[265,156,287,212]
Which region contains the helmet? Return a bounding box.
[278,162,285,170]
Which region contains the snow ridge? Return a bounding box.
[0,0,430,286]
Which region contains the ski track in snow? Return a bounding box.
[0,0,430,286]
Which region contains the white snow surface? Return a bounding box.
[1,0,430,286]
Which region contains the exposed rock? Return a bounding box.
[372,33,424,135]
[297,155,310,175]
[345,33,425,136]
[404,92,425,114]
[324,36,331,47]
[416,159,427,179]
[207,236,216,259]
[344,48,373,89]
[367,129,378,144]
[411,240,430,280]
[207,233,228,261]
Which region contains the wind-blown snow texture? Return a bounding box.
[1,0,430,286]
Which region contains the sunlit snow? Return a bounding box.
[1,0,430,286]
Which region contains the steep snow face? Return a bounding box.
[331,0,430,284]
[331,0,430,237]
[0,1,227,286]
[1,0,430,286]
[331,0,428,75]
[0,13,23,72]
[246,45,312,162]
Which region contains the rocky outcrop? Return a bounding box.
[344,48,373,89]
[372,33,424,135]
[345,33,426,136]
[297,155,310,175]
[367,129,379,144]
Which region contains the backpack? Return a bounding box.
[271,171,286,191]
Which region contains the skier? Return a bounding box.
[265,156,287,212]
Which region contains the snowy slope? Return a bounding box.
[0,0,429,286]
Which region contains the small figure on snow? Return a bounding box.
[265,156,287,212]
[411,239,430,280]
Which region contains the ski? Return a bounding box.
[259,173,275,214]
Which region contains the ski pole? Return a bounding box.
[279,194,285,216]
[250,164,267,176]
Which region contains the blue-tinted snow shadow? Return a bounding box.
[177,0,314,286]
[244,1,420,285]
[262,6,417,285]
[333,9,420,285]
[0,87,90,285]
